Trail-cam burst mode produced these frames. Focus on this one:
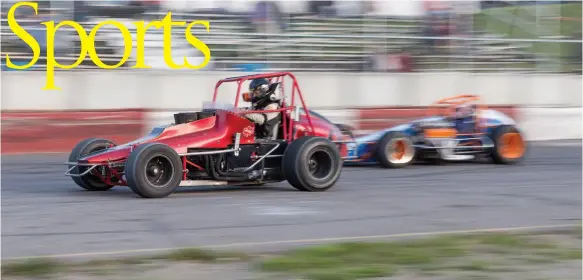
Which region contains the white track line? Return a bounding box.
[2,223,579,261]
[530,141,582,147]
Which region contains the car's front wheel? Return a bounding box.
[282,136,343,192]
[68,138,116,191]
[376,131,416,168]
[125,143,183,198]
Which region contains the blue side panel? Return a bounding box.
[480,118,505,136]
[343,111,515,165]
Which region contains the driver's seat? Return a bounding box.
[256,106,283,140]
[252,82,284,140]
[267,117,282,140]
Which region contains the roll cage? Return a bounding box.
[428,94,488,134]
[212,72,316,142]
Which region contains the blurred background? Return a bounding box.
[0,2,581,279]
[0,0,581,153]
[1,0,581,73]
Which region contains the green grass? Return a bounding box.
[453,260,496,271]
[2,229,580,279]
[474,233,558,249]
[1,248,252,278]
[574,223,582,239]
[1,258,65,277]
[257,232,581,280]
[158,248,251,262]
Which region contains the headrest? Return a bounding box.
[267,82,280,93]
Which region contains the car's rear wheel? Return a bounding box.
[490,125,527,164]
[68,138,116,191]
[376,131,416,168]
[125,143,183,198]
[282,136,342,192]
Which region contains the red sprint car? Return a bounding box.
[65,72,353,198]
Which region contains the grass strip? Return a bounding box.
[2,226,580,279]
[257,229,581,279]
[1,248,252,278]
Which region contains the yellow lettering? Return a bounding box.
[41,21,88,90]
[160,12,186,69]
[5,2,40,69]
[88,21,132,69]
[5,4,214,90]
[132,21,163,69]
[185,20,211,69]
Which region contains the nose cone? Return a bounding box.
[78,146,132,164]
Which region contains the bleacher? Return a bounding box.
[0,7,574,73]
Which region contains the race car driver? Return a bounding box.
[243,78,281,138]
[454,103,476,134]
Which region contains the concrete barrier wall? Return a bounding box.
[1,72,580,153]
[519,107,582,141]
[2,72,581,110]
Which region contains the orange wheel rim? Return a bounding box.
[499,133,525,159]
[392,140,406,160]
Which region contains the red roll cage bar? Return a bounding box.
[212,72,316,142]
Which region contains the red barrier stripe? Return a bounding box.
[1,110,144,120]
[359,109,428,119]
[1,110,146,154]
[0,106,519,153]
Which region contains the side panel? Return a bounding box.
[294,111,344,139]
[354,106,519,134]
[145,110,257,153]
[480,109,517,127]
[80,110,258,162]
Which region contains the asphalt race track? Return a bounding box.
[2,141,581,260]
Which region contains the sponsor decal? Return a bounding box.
[242,125,254,137]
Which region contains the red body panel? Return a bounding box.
[80,110,257,163]
[294,114,341,139]
[76,72,352,168]
[79,109,349,164]
[294,113,351,156]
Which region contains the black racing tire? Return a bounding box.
[282,136,342,192]
[68,138,116,191]
[376,131,416,168]
[490,125,527,164]
[125,143,183,198]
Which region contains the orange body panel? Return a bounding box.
[424,128,458,138]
